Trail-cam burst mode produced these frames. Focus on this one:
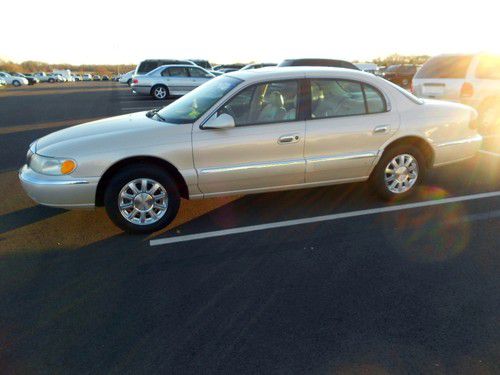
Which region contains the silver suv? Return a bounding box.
[413,53,500,134]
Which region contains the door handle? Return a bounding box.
[373,125,389,134]
[278,135,300,144]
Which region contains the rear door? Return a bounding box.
[304,78,399,183]
[413,55,473,101]
[164,67,190,95]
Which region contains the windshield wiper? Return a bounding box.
[146,108,167,122]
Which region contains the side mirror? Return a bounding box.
[203,113,235,130]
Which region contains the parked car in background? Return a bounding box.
[134,59,196,76]
[20,67,482,233]
[241,63,277,70]
[72,74,82,81]
[102,75,110,81]
[131,64,214,99]
[382,64,418,88]
[413,53,500,134]
[48,73,66,83]
[0,72,29,86]
[10,72,39,85]
[354,63,380,75]
[278,58,359,70]
[82,73,93,81]
[189,59,212,70]
[93,75,101,81]
[53,69,74,82]
[33,72,51,82]
[213,63,246,72]
[118,70,135,85]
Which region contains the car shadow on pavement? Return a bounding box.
[0,206,66,235]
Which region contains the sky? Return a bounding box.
[2,0,499,65]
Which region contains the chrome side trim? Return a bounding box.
[436,135,482,148]
[199,159,304,174]
[307,151,378,164]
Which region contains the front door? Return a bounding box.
[193,80,306,195]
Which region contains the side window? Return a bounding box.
[161,68,169,77]
[311,79,366,119]
[475,55,500,79]
[167,67,188,77]
[218,80,299,126]
[188,67,207,78]
[363,84,386,113]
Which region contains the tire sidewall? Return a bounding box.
[371,145,426,200]
[13,80,20,86]
[104,164,180,233]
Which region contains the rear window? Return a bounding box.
[475,55,500,79]
[415,55,472,79]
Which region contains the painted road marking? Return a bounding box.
[479,150,500,158]
[150,190,500,246]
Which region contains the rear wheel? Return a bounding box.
[127,78,132,86]
[371,145,425,200]
[104,164,180,233]
[151,85,169,100]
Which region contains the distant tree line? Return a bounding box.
[370,54,431,67]
[0,59,136,76]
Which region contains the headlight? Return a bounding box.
[29,154,77,175]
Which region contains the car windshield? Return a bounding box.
[156,76,242,124]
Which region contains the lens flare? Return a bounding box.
[382,186,470,263]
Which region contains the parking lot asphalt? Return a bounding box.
[0,82,499,374]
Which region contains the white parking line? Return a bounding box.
[479,150,500,158]
[150,190,500,246]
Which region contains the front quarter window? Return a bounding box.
[156,76,242,124]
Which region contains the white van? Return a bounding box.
[413,53,500,134]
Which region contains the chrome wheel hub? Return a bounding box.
[384,154,419,194]
[118,178,168,225]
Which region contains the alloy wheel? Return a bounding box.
[154,87,167,99]
[118,178,168,225]
[384,153,419,194]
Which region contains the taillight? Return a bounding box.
[460,82,474,98]
[132,78,138,84]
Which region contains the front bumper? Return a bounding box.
[19,165,99,209]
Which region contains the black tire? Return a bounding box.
[370,145,426,201]
[151,85,169,100]
[103,164,180,234]
[48,78,55,83]
[127,78,132,86]
[12,80,21,87]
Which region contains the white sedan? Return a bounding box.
[0,71,29,86]
[19,67,481,233]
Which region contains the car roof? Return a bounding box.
[226,66,378,83]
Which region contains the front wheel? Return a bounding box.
[48,78,55,83]
[371,145,425,200]
[12,80,21,87]
[104,165,180,233]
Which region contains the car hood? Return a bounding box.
[34,111,176,157]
